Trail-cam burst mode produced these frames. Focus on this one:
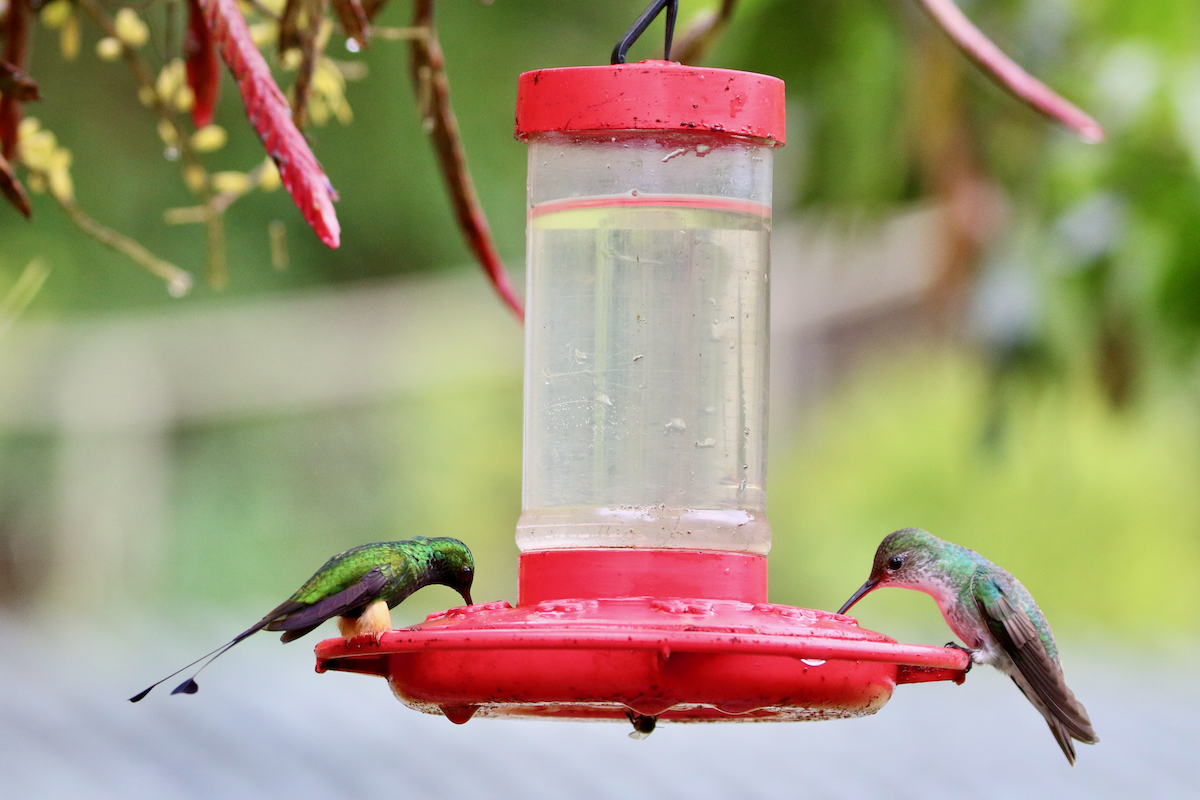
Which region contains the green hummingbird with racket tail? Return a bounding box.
[130,537,474,702]
[838,528,1098,764]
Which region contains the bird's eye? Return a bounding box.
[887,556,904,571]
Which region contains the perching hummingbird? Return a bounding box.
[130,536,474,702]
[838,528,1098,764]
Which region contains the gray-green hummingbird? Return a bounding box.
[130,536,474,702]
[838,528,1098,764]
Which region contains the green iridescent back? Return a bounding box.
[288,537,473,609]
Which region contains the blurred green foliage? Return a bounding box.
[770,349,1200,638]
[168,379,523,625]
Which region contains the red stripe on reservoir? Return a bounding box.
[530,194,771,220]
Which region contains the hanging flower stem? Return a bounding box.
[408,0,523,321]
[673,0,737,65]
[0,149,31,217]
[185,0,222,129]
[291,0,327,130]
[0,0,32,159]
[201,0,341,247]
[916,0,1104,142]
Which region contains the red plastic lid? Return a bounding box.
[515,60,786,144]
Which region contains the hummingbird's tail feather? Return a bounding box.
[128,617,274,702]
[1007,642,1098,744]
[167,627,265,695]
[1009,671,1098,766]
[128,638,237,702]
[1046,711,1079,766]
[974,581,1098,759]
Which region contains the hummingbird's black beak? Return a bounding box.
[460,590,473,606]
[837,578,878,616]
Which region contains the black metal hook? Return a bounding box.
[611,0,679,65]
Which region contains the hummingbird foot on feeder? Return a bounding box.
[944,641,975,673]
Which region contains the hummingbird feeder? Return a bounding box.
[316,3,968,727]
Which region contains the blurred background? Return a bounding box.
[1,0,1198,797]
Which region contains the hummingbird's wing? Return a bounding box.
[973,575,1098,751]
[263,566,390,642]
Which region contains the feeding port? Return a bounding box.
[316,61,968,725]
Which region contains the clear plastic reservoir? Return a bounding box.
[518,131,774,553]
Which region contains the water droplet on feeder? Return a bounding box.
[801,659,826,667]
[665,418,686,434]
[441,704,478,724]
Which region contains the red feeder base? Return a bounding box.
[315,550,968,725]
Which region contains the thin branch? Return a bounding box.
[55,193,194,296]
[206,205,228,288]
[292,0,327,129]
[279,0,305,53]
[0,58,40,101]
[373,26,427,41]
[408,0,523,321]
[164,162,267,223]
[915,0,1103,143]
[0,148,31,217]
[673,0,737,65]
[330,0,369,48]
[0,258,50,341]
[214,161,269,213]
[268,219,288,269]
